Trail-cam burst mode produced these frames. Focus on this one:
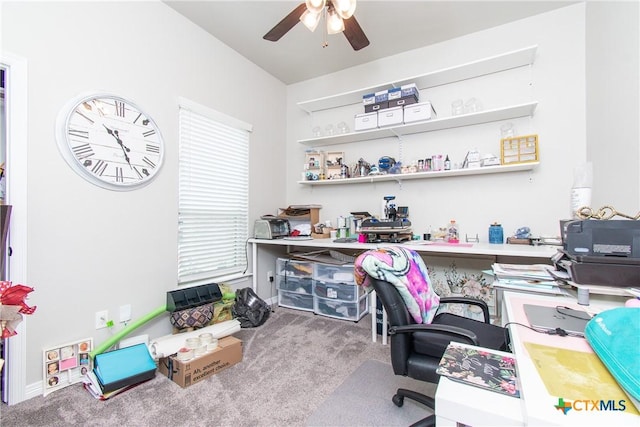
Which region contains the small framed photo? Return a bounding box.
[60,345,75,360]
[47,376,60,388]
[79,353,90,365]
[46,361,59,376]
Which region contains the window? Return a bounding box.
[178,98,252,285]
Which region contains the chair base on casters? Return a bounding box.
[393,388,436,427]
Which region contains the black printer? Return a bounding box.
[556,220,640,287]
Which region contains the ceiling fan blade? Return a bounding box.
[263,3,308,42]
[343,14,370,51]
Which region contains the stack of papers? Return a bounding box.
[492,263,555,280]
[82,371,141,400]
[490,263,568,296]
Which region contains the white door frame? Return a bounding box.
[1,52,29,405]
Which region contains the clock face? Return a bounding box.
[56,93,164,191]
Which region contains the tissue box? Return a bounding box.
[390,83,420,108]
[158,335,243,388]
[365,90,389,113]
[362,93,375,107]
[387,87,401,101]
[354,112,378,131]
[374,90,388,104]
[401,83,419,98]
[377,106,403,127]
[403,102,437,123]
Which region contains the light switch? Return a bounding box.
[119,304,132,323]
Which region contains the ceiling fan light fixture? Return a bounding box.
[300,9,321,32]
[326,7,345,34]
[332,0,356,20]
[305,0,326,14]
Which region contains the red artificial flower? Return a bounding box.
[0,282,37,314]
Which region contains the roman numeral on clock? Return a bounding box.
[72,143,94,159]
[142,157,156,169]
[142,129,156,138]
[115,101,125,117]
[74,110,94,124]
[146,144,160,154]
[91,160,108,176]
[69,129,89,139]
[115,167,124,182]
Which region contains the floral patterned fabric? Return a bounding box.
[354,246,440,324]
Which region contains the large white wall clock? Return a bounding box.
[56,92,165,191]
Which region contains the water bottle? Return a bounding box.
[489,223,504,244]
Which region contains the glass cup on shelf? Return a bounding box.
[500,122,515,139]
[325,124,335,136]
[464,97,482,113]
[312,126,323,137]
[451,99,464,116]
[337,121,350,134]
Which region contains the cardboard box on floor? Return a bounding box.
[158,335,242,388]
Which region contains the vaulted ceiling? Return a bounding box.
[165,1,577,84]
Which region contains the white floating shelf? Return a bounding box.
[298,102,538,147]
[298,162,539,186]
[297,45,537,113]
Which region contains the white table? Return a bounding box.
[248,238,558,344]
[435,290,637,426]
[501,291,637,426]
[435,376,525,426]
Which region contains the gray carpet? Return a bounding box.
[307,359,436,427]
[0,307,435,426]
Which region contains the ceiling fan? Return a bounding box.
[263,0,370,51]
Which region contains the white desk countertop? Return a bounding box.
[249,237,558,258]
[502,291,638,426]
[437,291,638,426]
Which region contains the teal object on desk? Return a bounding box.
[585,307,640,402]
[489,223,504,244]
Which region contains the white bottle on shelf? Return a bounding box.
[570,162,592,218]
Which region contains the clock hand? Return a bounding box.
[102,123,116,137]
[102,124,131,152]
[112,130,131,152]
[102,125,132,168]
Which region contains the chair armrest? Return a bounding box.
[390,323,479,346]
[439,296,491,323]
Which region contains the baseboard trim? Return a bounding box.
[24,381,42,402]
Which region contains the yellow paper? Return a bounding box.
[524,342,638,415]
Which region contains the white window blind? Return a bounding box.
[178,98,252,284]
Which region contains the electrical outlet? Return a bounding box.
[95,310,108,329]
[267,270,274,282]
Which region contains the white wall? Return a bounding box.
[2,1,287,388]
[586,1,640,213]
[286,5,589,239]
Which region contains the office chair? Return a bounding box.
[369,277,510,427]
